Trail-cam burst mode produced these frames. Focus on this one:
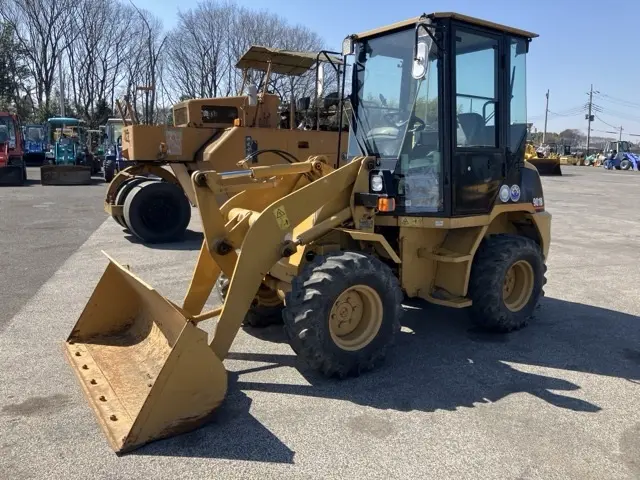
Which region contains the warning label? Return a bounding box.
[165,128,182,156]
[273,205,291,230]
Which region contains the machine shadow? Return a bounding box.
[132,373,295,463]
[131,296,639,462]
[123,229,204,251]
[235,296,640,414]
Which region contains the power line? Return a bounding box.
[594,92,640,109]
[595,114,618,129]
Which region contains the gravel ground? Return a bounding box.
[0,165,638,480]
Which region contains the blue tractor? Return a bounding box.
[23,124,47,166]
[602,140,640,171]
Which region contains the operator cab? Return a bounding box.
[342,13,537,217]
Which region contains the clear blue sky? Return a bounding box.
[136,0,640,139]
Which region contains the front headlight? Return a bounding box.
[371,174,383,192]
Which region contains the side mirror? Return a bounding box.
[247,85,258,107]
[412,23,432,79]
[342,35,355,56]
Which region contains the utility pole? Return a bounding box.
[543,89,549,144]
[619,126,623,141]
[585,84,595,155]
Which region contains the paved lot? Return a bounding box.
[0,165,639,479]
[0,168,107,331]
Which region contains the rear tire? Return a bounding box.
[468,234,545,332]
[104,159,115,182]
[123,180,191,243]
[283,251,403,378]
[113,177,151,228]
[620,159,631,170]
[216,273,284,328]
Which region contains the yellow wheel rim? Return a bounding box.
[503,260,535,312]
[329,285,383,351]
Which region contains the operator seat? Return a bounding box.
[457,112,485,146]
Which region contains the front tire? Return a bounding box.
[283,251,403,378]
[620,159,631,170]
[468,234,546,332]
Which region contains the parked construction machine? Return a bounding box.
[105,45,348,244]
[101,117,127,182]
[0,112,26,185]
[524,141,562,175]
[41,117,93,185]
[602,140,640,171]
[65,13,550,454]
[559,144,585,166]
[23,123,47,166]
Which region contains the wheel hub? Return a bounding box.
[502,260,534,312]
[140,192,178,232]
[329,285,383,351]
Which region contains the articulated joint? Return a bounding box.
[192,171,208,187]
[280,240,298,258]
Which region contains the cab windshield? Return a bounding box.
[0,117,16,144]
[113,124,123,142]
[349,27,443,213]
[26,126,45,143]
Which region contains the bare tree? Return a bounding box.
[125,2,167,124]
[165,0,234,100]
[63,0,131,125]
[1,0,80,117]
[163,1,330,105]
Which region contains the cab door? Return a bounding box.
[450,25,505,215]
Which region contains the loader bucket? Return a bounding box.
[41,165,92,185]
[529,159,562,176]
[64,253,227,454]
[0,166,25,185]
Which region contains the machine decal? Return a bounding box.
[532,197,544,208]
[510,185,521,202]
[499,185,510,203]
[166,128,182,156]
[273,205,291,230]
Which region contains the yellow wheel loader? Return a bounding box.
[558,144,584,166]
[525,141,562,175]
[106,46,348,244]
[65,12,550,454]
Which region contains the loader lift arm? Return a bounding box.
[185,156,363,359]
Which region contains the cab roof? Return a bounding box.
[354,12,538,40]
[235,45,342,76]
[47,117,84,124]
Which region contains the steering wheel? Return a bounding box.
[383,111,426,132]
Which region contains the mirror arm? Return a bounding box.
[414,21,445,60]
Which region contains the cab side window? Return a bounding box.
[455,30,498,148]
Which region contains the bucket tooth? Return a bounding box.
[64,254,227,454]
